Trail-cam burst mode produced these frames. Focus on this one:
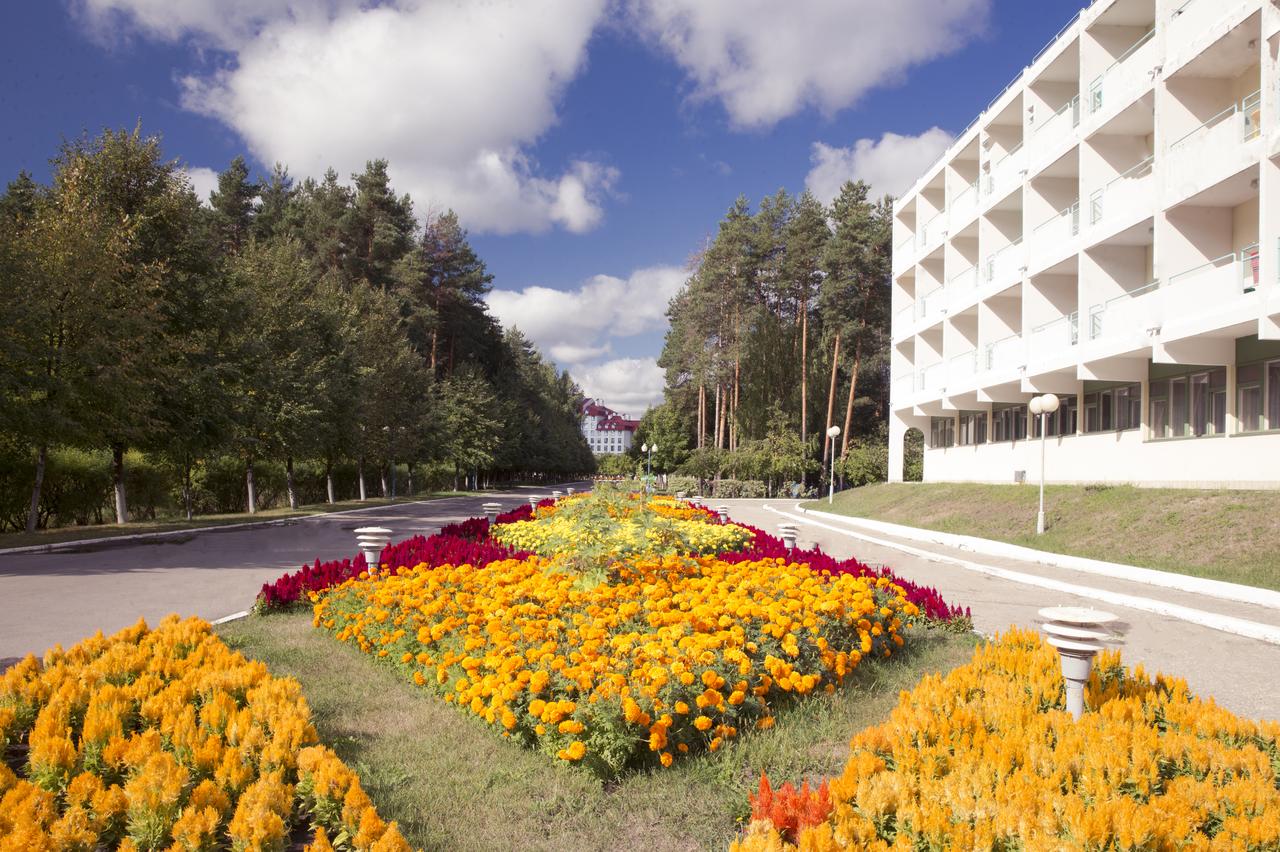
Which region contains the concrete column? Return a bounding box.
[1226,362,1238,435]
[1076,380,1086,435]
[1140,370,1150,440]
[888,409,908,482]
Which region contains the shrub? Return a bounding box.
[733,629,1280,850]
[711,479,766,499]
[0,616,410,850]
[837,440,888,488]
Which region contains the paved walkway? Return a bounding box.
[720,499,1280,721]
[0,486,579,668]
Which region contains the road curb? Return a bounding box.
[792,504,1280,612]
[767,505,1280,647]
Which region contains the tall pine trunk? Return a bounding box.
[823,332,841,465]
[26,444,47,534]
[732,355,740,452]
[380,465,389,498]
[713,384,721,449]
[182,457,193,521]
[800,299,808,447]
[407,463,414,496]
[111,443,129,524]
[697,383,705,449]
[245,459,257,515]
[325,460,336,504]
[841,327,865,459]
[286,455,298,510]
[357,457,367,501]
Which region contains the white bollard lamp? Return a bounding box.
[353,526,393,573]
[482,502,502,523]
[1039,606,1117,720]
[716,504,730,523]
[778,523,798,550]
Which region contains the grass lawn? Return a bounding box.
[805,482,1280,591]
[0,492,476,550]
[217,611,975,852]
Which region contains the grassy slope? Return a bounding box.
[805,483,1280,590]
[217,612,974,852]
[0,493,474,550]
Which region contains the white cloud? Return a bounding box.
[805,128,954,203]
[81,0,614,235]
[628,0,989,128]
[486,265,686,413]
[486,265,686,348]
[182,166,220,206]
[572,357,666,414]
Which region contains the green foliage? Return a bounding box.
[0,126,593,532]
[708,479,767,499]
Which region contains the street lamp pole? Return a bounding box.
[1029,393,1060,535]
[641,443,657,494]
[826,425,841,504]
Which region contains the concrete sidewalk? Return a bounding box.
[0,485,579,667]
[720,499,1280,720]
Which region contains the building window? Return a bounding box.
[1084,384,1140,434]
[992,404,1027,443]
[1150,369,1225,438]
[958,411,987,446]
[1031,394,1077,438]
[930,417,956,449]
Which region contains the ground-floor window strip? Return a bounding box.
[1236,359,1280,433]
[1149,368,1226,439]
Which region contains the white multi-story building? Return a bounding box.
[580,399,639,455]
[889,0,1280,488]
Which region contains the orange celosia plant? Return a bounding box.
[732,628,1280,851]
[748,772,832,844]
[0,616,412,852]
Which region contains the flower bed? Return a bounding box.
[314,553,916,778]
[733,628,1280,850]
[0,616,410,851]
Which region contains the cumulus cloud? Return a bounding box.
[486,265,686,413]
[182,166,220,206]
[571,357,667,414]
[79,0,615,234]
[805,128,954,203]
[628,0,990,128]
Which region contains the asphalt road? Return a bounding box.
[719,499,1280,721]
[0,485,581,668]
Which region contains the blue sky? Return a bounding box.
[3,0,1089,412]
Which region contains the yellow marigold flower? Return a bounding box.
[659,752,673,768]
[694,716,713,732]
[558,720,584,735]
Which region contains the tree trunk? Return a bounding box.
[246,460,257,515]
[325,461,336,504]
[358,457,367,501]
[713,384,721,450]
[407,463,414,496]
[841,332,864,459]
[183,458,193,521]
[800,298,808,447]
[26,444,47,534]
[823,332,841,465]
[380,465,389,498]
[286,455,298,510]
[732,355,740,452]
[111,443,129,525]
[697,383,705,449]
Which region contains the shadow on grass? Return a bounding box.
[218,611,976,852]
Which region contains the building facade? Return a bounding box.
[889,0,1280,488]
[580,399,639,455]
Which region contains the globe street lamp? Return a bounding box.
[1029,393,1060,535]
[641,442,658,494]
[826,425,841,504]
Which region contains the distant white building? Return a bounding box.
[580,399,639,454]
[889,0,1280,489]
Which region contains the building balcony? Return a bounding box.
[891,372,915,405]
[1086,280,1160,347]
[948,349,978,390]
[916,285,948,328]
[1167,0,1256,71]
[984,238,1027,290]
[1028,311,1079,366]
[918,210,948,254]
[1161,244,1261,338]
[949,180,980,231]
[1165,90,1262,205]
[892,234,916,274]
[1087,155,1153,235]
[1031,96,1081,162]
[917,362,946,397]
[1030,201,1080,272]
[947,264,981,313]
[892,303,915,340]
[1087,27,1157,123]
[983,333,1024,374]
[983,145,1026,204]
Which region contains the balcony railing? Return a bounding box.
[1088,155,1153,226]
[948,349,978,385]
[894,302,915,331]
[1171,89,1263,150]
[1087,280,1159,340]
[919,211,947,250]
[983,144,1026,199]
[1029,311,1079,360]
[1034,95,1081,142]
[917,363,945,394]
[949,263,979,292]
[1033,201,1080,245]
[895,233,916,254]
[985,237,1025,285]
[892,372,914,400]
[984,333,1023,372]
[917,286,947,325]
[1089,26,1156,115]
[950,180,979,225]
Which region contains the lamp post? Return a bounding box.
[1029,393,1060,535]
[826,425,841,504]
[641,442,657,494]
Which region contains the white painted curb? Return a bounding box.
[212,610,251,625]
[764,505,1280,647]
[794,504,1280,612]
